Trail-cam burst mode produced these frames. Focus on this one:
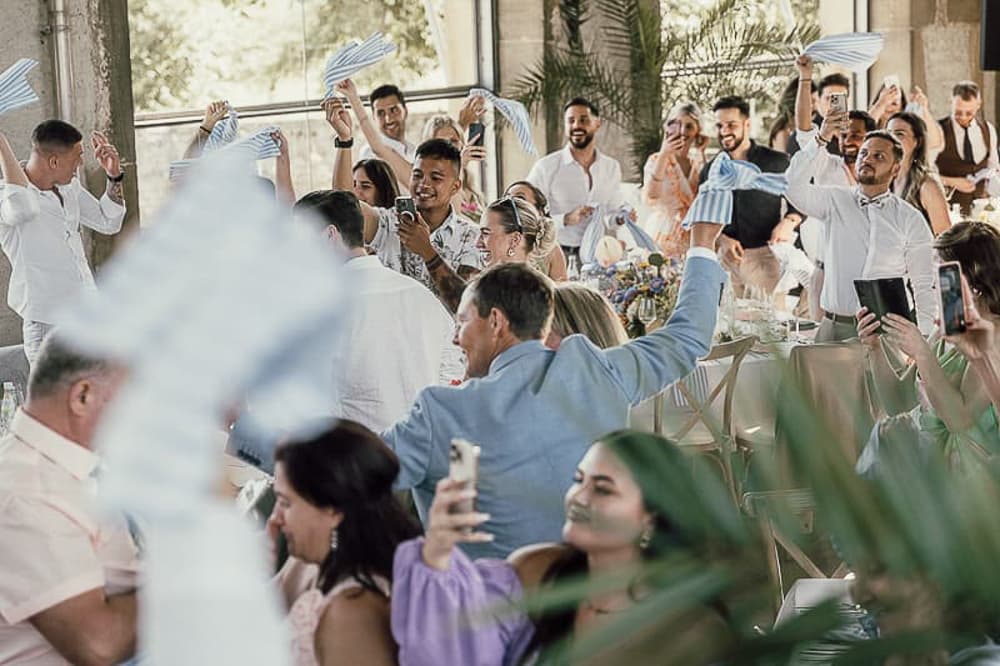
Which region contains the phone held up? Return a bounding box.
[938,261,967,335]
[468,121,485,148]
[449,438,481,530]
[395,196,417,222]
[828,91,848,116]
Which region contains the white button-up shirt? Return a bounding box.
[786,137,937,333]
[526,144,624,247]
[948,117,1000,168]
[359,135,416,163]
[0,410,139,665]
[0,177,125,324]
[333,256,461,432]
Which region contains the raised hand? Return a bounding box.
[398,212,436,261]
[795,54,813,77]
[322,97,352,140]
[458,95,486,129]
[856,307,882,350]
[421,477,492,571]
[460,144,487,170]
[91,131,121,177]
[945,276,995,360]
[882,313,932,365]
[271,129,290,161]
[202,100,229,131]
[335,78,362,105]
[819,110,849,143]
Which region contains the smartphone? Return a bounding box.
[828,91,848,115]
[938,261,967,335]
[468,121,485,147]
[394,196,416,221]
[883,74,901,91]
[449,438,481,526]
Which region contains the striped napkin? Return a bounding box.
[469,88,538,155]
[323,32,396,96]
[0,59,39,116]
[802,32,884,72]
[580,205,659,264]
[681,153,787,229]
[205,103,240,152]
[226,126,281,161]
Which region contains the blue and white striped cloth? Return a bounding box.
[205,103,239,152]
[580,205,659,264]
[0,59,39,116]
[226,126,281,161]
[681,153,788,229]
[802,32,884,72]
[323,32,396,96]
[469,88,538,155]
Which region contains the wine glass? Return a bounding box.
[567,254,581,281]
[636,296,657,332]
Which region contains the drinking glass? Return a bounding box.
[637,296,657,330]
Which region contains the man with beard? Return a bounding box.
[358,83,416,164]
[526,98,623,260]
[704,96,801,296]
[935,81,999,215]
[786,129,936,341]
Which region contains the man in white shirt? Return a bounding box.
[526,97,623,258]
[295,189,459,432]
[786,127,936,342]
[935,81,1000,215]
[0,122,126,363]
[358,83,416,163]
[0,334,137,665]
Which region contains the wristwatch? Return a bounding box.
[334,137,354,149]
[107,172,125,183]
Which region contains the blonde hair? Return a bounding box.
[422,115,464,144]
[487,197,557,268]
[666,101,704,129]
[552,283,628,349]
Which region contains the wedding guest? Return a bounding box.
[786,71,850,156]
[294,190,458,430]
[0,123,126,363]
[769,76,816,153]
[323,96,399,208]
[945,276,1000,414]
[382,221,727,558]
[391,430,738,665]
[359,83,415,163]
[0,335,137,665]
[935,81,1000,215]
[869,82,945,154]
[705,96,801,294]
[526,98,624,260]
[886,112,951,235]
[504,180,568,281]
[546,282,628,349]
[786,126,936,341]
[642,102,707,260]
[856,222,1000,476]
[182,99,229,159]
[270,420,422,666]
[396,195,556,314]
[421,115,486,220]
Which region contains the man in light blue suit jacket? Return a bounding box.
[382,223,727,558]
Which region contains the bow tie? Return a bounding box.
[857,191,890,208]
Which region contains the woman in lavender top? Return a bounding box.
[391,430,736,665]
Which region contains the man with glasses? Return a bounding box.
[935,81,1000,215]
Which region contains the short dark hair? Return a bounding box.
[274,420,421,596]
[504,180,550,216]
[352,158,399,209]
[712,95,750,117]
[563,97,599,116]
[28,333,111,401]
[369,84,406,108]
[953,80,980,101]
[818,73,851,97]
[863,129,904,162]
[469,263,553,340]
[414,138,462,177]
[31,120,82,153]
[294,190,364,248]
[849,110,877,133]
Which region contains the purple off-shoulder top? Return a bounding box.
[391,538,536,666]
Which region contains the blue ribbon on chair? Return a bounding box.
[681,153,788,229]
[468,88,538,156]
[0,59,39,116]
[323,33,396,97]
[579,205,659,264]
[802,32,884,72]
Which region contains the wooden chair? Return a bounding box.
[648,335,757,502]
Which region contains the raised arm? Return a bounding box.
[911,87,944,156]
[0,133,38,227]
[784,116,842,221]
[183,100,229,160]
[794,55,815,133]
[272,130,296,205]
[337,79,413,184]
[78,132,125,234]
[322,97,356,192]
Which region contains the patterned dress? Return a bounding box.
[642,151,704,260]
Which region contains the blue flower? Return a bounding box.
[623,286,638,300]
[650,277,665,292]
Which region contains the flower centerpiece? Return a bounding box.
[587,252,684,338]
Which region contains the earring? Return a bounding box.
[638,527,653,550]
[329,526,339,552]
[507,247,516,257]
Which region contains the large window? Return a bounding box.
[129,0,494,219]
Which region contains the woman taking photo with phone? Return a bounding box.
[856,222,1000,476]
[641,102,707,260]
[391,429,744,665]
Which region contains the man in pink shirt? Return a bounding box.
[0,334,136,665]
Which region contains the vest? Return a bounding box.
[936,116,991,214]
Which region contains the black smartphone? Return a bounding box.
[394,196,416,220]
[938,261,967,335]
[468,121,485,147]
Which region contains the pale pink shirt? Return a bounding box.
[0,410,140,665]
